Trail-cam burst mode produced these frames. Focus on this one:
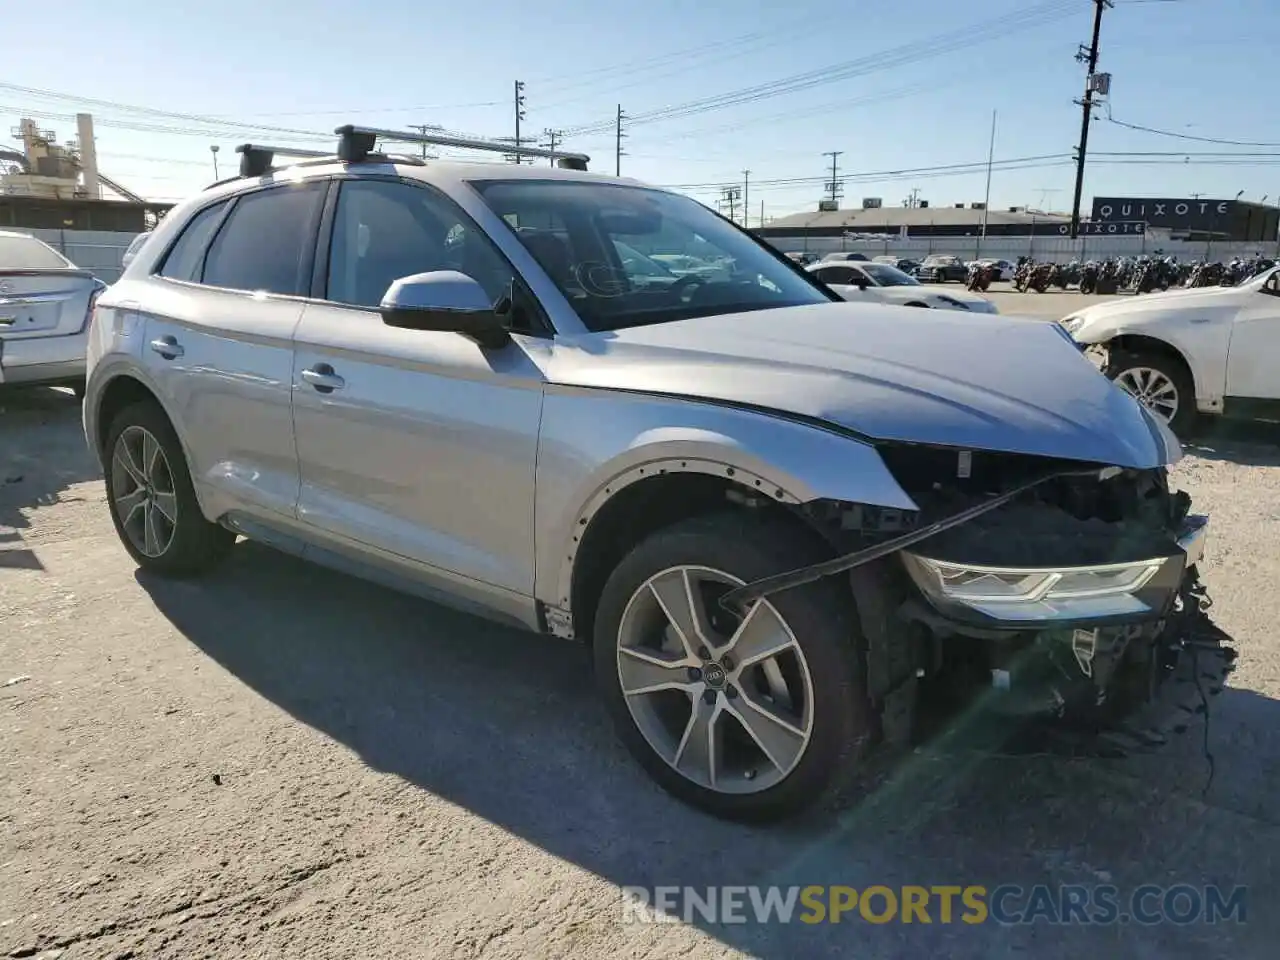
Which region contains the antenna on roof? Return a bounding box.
[235,143,330,178]
[334,125,590,170]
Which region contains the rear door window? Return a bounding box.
[203,183,326,296]
[157,201,229,282]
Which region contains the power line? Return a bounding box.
[1104,115,1280,148]
[558,1,1076,136]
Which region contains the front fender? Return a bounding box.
[1074,312,1232,408]
[533,387,916,607]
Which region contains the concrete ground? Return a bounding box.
[979,283,1127,320]
[3,378,1280,960]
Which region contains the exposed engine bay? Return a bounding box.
[734,444,1238,759]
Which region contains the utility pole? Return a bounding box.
[615,105,627,176]
[904,188,921,209]
[977,110,997,259]
[720,185,741,222]
[742,170,750,226]
[822,151,843,206]
[1069,0,1111,239]
[542,128,563,166]
[410,124,438,160]
[514,80,527,163]
[760,199,765,230]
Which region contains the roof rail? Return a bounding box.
[235,144,332,178]
[335,125,590,170]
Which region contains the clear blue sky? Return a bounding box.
[3,0,1277,222]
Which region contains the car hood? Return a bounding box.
[548,302,1174,469]
[1067,283,1244,328]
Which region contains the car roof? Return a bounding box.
[194,157,646,207]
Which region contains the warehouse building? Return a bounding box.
[756,199,1072,240]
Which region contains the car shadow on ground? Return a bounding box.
[1182,420,1280,466]
[138,542,1280,958]
[0,387,100,569]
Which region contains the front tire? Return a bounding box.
[593,513,870,822]
[1104,350,1197,436]
[104,401,235,577]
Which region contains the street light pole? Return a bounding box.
[210,144,220,179]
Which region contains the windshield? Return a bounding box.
[472,179,834,331]
[860,263,920,287]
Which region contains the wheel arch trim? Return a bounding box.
[89,365,213,516]
[543,423,917,615]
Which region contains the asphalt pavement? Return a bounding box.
[3,349,1280,958]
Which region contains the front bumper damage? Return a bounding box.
[720,457,1237,754]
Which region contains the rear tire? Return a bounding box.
[593,512,871,822]
[104,401,235,577]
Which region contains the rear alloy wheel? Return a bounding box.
[105,401,235,576]
[593,513,869,822]
[1105,351,1196,435]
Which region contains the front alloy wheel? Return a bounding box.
[616,565,815,795]
[1104,350,1196,435]
[594,513,870,822]
[1114,366,1179,423]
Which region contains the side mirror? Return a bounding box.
[854,278,870,291]
[379,271,510,349]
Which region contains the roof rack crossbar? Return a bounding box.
[235,143,332,178]
[335,125,590,169]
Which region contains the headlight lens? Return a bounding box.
[1060,315,1086,335]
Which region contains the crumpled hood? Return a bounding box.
[548,302,1174,469]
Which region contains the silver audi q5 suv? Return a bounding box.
[82,126,1226,822]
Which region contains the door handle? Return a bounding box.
[301,363,345,393]
[149,336,184,359]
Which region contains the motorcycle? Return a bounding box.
[1079,261,1100,295]
[1026,262,1053,293]
[966,262,997,292]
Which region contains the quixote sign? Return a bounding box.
[1062,220,1146,236]
[1091,197,1235,231]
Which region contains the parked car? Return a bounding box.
[819,251,870,262]
[807,261,998,313]
[121,231,152,270]
[0,229,105,396]
[1063,264,1280,434]
[784,251,819,266]
[83,130,1218,823]
[873,255,921,275]
[916,255,968,283]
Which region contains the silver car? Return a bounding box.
[82,128,1224,822]
[1,230,105,395]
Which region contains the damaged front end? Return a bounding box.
[724,445,1236,752]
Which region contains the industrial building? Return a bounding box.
[756,198,1072,240]
[1091,196,1279,243]
[1,116,172,232]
